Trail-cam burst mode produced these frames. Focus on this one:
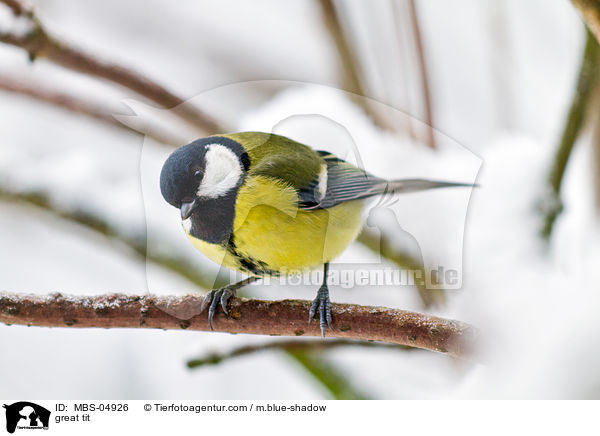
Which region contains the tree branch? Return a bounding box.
[0,188,227,290]
[0,0,222,134]
[357,229,446,307]
[0,0,23,15]
[0,292,476,359]
[407,0,436,149]
[286,348,368,399]
[0,74,185,146]
[572,0,600,44]
[541,27,600,238]
[318,0,399,133]
[187,339,412,368]
[187,338,406,399]
[318,0,365,101]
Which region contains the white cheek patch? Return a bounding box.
[197,144,242,198]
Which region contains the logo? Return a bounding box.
[3,402,50,434]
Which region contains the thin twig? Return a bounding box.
[407,0,436,149]
[572,0,600,44]
[0,189,226,290]
[570,1,600,219]
[0,75,185,145]
[0,0,222,134]
[357,229,446,307]
[541,28,600,238]
[187,339,412,368]
[0,292,477,359]
[592,85,600,213]
[187,338,412,399]
[318,0,397,132]
[0,0,23,15]
[286,349,368,399]
[318,0,364,99]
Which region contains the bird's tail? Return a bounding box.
[383,179,478,195]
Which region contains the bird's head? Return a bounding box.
[160,136,250,220]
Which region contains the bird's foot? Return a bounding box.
[201,286,236,330]
[308,284,332,336]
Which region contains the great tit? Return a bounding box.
[160,132,474,334]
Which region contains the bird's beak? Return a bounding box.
[180,199,198,220]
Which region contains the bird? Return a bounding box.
[159,132,475,335]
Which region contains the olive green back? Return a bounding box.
[221,132,323,190]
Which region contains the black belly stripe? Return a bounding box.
[226,237,279,276]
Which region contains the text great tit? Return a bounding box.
[160,132,474,334]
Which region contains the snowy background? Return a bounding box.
[1,0,599,399]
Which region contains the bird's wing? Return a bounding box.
[250,144,473,211]
[243,134,324,191]
[297,151,475,210]
[297,151,386,210]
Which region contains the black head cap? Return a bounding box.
[160,140,207,208]
[160,136,250,209]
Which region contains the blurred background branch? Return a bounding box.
[318,0,395,133]
[320,0,427,142]
[357,229,445,307]
[0,0,222,134]
[187,338,414,399]
[406,0,435,149]
[286,349,368,399]
[541,28,599,238]
[0,74,185,146]
[186,339,412,368]
[319,0,437,147]
[318,0,365,103]
[0,188,224,290]
[572,0,600,44]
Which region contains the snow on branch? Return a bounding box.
[0,292,477,359]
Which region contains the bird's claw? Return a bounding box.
[308,285,332,336]
[201,286,236,330]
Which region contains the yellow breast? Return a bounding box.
[187,175,365,275]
